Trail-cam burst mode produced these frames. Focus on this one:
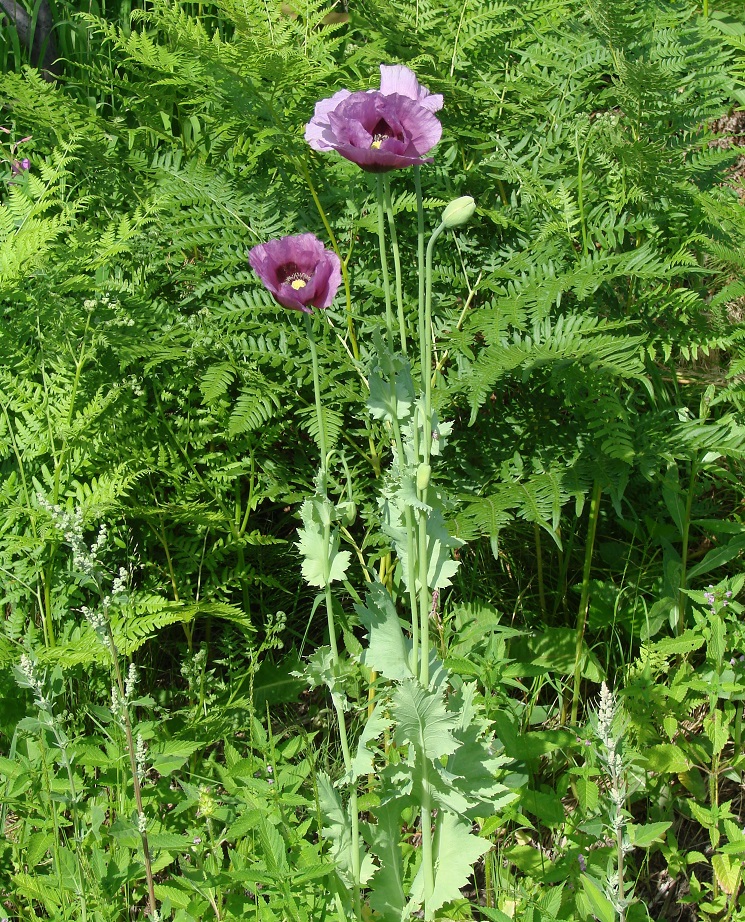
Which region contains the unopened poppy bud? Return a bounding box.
[441,196,476,228]
[416,462,431,491]
[337,500,357,527]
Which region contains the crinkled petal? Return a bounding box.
[332,144,434,172]
[305,88,352,149]
[379,64,443,112]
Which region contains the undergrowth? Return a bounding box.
[0,0,744,919]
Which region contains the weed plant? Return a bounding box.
[0,0,745,919]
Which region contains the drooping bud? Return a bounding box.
[441,195,476,229]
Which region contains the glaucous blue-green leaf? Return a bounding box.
[368,364,415,424]
[392,680,459,761]
[443,683,515,812]
[296,498,351,588]
[424,509,463,590]
[357,581,414,681]
[366,800,407,921]
[342,703,390,785]
[382,497,462,593]
[317,772,376,888]
[302,646,348,709]
[409,812,491,914]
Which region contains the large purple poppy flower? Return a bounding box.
[248,233,342,313]
[305,64,443,172]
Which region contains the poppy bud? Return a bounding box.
[416,462,431,491]
[442,196,476,228]
[337,500,357,527]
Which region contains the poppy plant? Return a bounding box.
[248,233,342,313]
[305,64,443,172]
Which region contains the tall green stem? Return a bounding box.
[390,412,420,676]
[106,625,158,918]
[420,771,435,920]
[306,310,361,920]
[534,523,547,620]
[422,222,446,462]
[382,175,407,352]
[324,573,361,920]
[299,155,359,362]
[376,176,395,347]
[570,479,602,725]
[677,458,699,635]
[305,313,327,470]
[414,166,425,344]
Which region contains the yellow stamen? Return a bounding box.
[371,140,382,149]
[291,279,307,290]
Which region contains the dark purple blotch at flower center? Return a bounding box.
[276,262,312,289]
[370,118,400,148]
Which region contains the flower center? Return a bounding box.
[277,262,311,289]
[370,118,397,150]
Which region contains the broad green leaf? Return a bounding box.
[575,776,600,814]
[520,788,565,826]
[537,882,565,919]
[580,873,616,922]
[441,688,514,813]
[317,772,355,888]
[712,854,740,895]
[704,710,729,756]
[662,464,685,534]
[150,739,205,776]
[687,535,745,580]
[626,821,671,848]
[358,582,414,681]
[642,743,690,773]
[425,509,464,591]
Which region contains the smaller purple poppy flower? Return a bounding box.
[305,64,443,173]
[248,233,341,313]
[11,158,30,175]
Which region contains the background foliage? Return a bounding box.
[1,0,744,918]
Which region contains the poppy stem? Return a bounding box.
[375,175,395,349]
[382,174,407,353]
[304,312,327,471]
[299,155,360,362]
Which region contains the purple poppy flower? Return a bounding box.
[10,158,30,175]
[248,233,342,313]
[305,64,443,173]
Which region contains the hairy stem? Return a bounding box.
[106,626,158,918]
[570,479,602,725]
[677,457,699,635]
